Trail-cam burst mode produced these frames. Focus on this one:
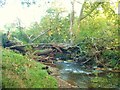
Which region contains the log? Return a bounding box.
[6,42,81,59]
[95,68,120,73]
[9,46,26,54]
[7,43,66,49]
[33,49,53,55]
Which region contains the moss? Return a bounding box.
[2,48,58,88]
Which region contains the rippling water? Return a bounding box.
[55,61,120,88]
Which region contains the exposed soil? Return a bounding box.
[55,76,78,88]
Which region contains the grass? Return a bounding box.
[1,47,58,88]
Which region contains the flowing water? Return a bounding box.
[55,61,120,88]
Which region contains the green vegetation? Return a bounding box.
[11,1,118,69]
[2,47,58,88]
[2,1,119,69]
[1,0,120,88]
[90,73,120,88]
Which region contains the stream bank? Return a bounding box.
[49,66,78,88]
[49,60,120,88]
[2,37,119,88]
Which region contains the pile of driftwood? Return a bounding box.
[30,43,69,66]
[1,30,82,67]
[3,37,80,66]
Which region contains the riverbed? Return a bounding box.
[54,61,120,88]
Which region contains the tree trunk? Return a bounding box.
[77,1,102,32]
[69,0,75,45]
[77,0,86,31]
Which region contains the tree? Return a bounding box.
[69,0,75,45]
[68,0,102,45]
[76,1,102,33]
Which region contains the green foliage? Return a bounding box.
[4,1,119,69]
[10,29,30,44]
[1,1,119,89]
[90,73,120,88]
[2,48,58,88]
[39,13,70,43]
[73,1,119,67]
[26,12,70,43]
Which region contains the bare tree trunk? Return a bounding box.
[77,1,102,30]
[76,1,102,36]
[77,0,86,31]
[69,0,75,45]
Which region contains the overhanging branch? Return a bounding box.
[80,2,102,21]
[31,29,51,42]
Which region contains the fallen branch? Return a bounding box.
[7,43,53,48]
[81,58,91,65]
[31,29,51,42]
[33,49,53,55]
[95,68,120,73]
[13,37,23,44]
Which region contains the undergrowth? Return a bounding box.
[2,47,58,88]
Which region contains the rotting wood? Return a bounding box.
[33,49,53,55]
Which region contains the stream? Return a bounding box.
[54,60,120,88]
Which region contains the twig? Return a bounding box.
[81,58,91,65]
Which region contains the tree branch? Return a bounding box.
[31,29,51,42]
[79,2,102,21]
